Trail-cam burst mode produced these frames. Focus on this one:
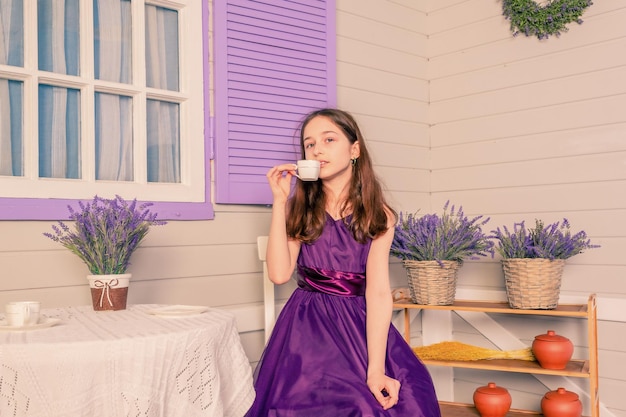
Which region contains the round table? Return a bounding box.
[0,304,255,417]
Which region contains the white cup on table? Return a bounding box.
[5,301,41,327]
[294,160,320,181]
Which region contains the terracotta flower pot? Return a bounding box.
[541,387,582,417]
[87,274,131,311]
[473,382,512,417]
[532,330,574,370]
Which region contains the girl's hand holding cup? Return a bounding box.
[267,160,320,202]
[266,163,298,202]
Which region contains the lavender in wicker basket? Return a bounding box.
[391,202,494,265]
[390,202,494,305]
[492,219,600,309]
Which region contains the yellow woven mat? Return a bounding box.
[413,341,535,361]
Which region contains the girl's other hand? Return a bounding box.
[367,373,401,410]
[266,163,297,203]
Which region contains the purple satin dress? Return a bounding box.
[245,214,441,417]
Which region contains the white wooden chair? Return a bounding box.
[257,236,275,343]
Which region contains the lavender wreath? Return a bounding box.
[502,0,593,39]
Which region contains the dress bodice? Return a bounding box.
[296,214,372,296]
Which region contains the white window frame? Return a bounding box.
[0,0,206,204]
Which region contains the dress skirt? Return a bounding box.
[245,288,441,417]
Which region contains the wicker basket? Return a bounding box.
[502,259,565,309]
[402,260,462,305]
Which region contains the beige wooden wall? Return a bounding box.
[423,0,625,416]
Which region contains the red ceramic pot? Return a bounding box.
[532,330,573,370]
[541,387,583,417]
[473,382,512,417]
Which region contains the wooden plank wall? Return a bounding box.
[336,0,431,214]
[425,0,626,415]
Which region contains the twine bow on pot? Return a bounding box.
[93,279,119,308]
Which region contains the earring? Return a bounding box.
[351,157,357,166]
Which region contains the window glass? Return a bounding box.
[95,92,133,181]
[38,84,81,179]
[38,0,80,76]
[145,5,179,91]
[0,78,23,176]
[147,99,180,183]
[0,0,24,66]
[94,0,132,83]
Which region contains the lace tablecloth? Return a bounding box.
[0,304,255,417]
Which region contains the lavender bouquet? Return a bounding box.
[390,202,494,265]
[44,195,166,274]
[492,219,599,260]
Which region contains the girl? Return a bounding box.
[246,109,440,417]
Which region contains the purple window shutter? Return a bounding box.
[214,0,336,205]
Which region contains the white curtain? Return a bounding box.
[147,99,179,182]
[0,78,11,176]
[50,0,69,178]
[0,0,22,176]
[95,92,133,181]
[94,1,179,182]
[38,0,79,178]
[0,0,13,67]
[94,0,132,181]
[145,4,180,183]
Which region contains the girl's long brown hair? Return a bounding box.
[286,108,397,243]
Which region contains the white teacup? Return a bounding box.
[295,160,320,181]
[5,301,41,327]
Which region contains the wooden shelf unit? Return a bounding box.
[393,294,599,417]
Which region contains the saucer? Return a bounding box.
[0,317,62,331]
[145,305,210,317]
